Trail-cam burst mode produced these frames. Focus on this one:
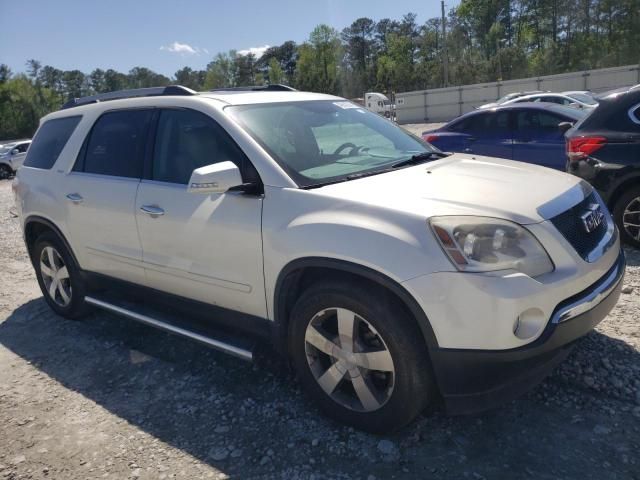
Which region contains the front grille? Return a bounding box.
[549,192,609,260]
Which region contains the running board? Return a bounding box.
[85,296,253,361]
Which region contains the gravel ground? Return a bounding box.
[0,175,639,480]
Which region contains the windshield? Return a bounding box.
[497,93,521,104]
[227,100,433,187]
[548,104,589,120]
[567,93,597,105]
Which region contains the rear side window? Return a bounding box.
[152,109,249,184]
[516,111,562,131]
[77,109,152,178]
[23,116,81,169]
[450,112,509,133]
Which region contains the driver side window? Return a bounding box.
[152,109,248,185]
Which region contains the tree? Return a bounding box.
[174,66,206,90]
[89,68,107,93]
[267,57,284,84]
[204,52,235,89]
[296,25,341,94]
[61,70,86,101]
[0,64,11,83]
[26,59,42,80]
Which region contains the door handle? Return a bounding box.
[66,193,83,204]
[140,205,165,217]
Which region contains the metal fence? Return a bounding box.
[395,64,640,124]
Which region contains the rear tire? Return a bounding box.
[613,186,640,249]
[32,232,89,319]
[0,164,12,180]
[289,281,434,433]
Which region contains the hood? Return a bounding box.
[315,154,587,225]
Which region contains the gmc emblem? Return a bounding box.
[581,203,605,233]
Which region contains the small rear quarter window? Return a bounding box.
[24,116,82,169]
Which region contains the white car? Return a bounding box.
[503,91,598,110]
[0,139,31,179]
[13,85,625,432]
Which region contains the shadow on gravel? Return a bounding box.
[623,246,640,267]
[1,297,639,479]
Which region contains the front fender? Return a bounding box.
[261,186,453,320]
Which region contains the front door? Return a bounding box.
[460,111,513,160]
[135,108,266,318]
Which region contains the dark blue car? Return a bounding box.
[422,103,587,170]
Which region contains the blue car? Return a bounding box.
[422,103,587,170]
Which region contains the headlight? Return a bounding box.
[429,216,554,277]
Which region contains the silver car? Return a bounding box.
[0,140,31,179]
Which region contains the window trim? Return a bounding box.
[71,107,155,178]
[146,106,260,187]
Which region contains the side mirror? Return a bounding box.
[187,161,243,194]
[10,148,19,155]
[558,121,573,133]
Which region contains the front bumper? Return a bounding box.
[431,249,625,414]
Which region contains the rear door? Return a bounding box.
[63,109,153,284]
[134,107,266,318]
[512,109,567,170]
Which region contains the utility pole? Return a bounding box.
[496,37,502,82]
[441,0,449,87]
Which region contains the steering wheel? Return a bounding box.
[333,142,359,156]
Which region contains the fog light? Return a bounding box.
[513,308,546,340]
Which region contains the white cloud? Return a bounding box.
[160,41,201,56]
[237,45,270,58]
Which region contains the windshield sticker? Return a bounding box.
[333,101,359,109]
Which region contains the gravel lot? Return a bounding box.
[0,174,639,480]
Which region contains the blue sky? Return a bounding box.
[0,0,458,77]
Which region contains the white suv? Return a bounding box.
[13,85,625,432]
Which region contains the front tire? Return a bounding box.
[289,281,434,433]
[613,186,640,249]
[33,232,89,319]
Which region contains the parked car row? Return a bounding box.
[422,85,640,248]
[0,139,31,179]
[477,90,598,111]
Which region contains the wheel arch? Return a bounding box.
[23,216,79,268]
[607,173,640,210]
[272,257,441,358]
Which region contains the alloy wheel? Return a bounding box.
[40,246,72,307]
[622,196,640,242]
[304,308,395,412]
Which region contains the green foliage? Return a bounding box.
[267,57,284,85]
[0,74,59,139]
[2,0,639,138]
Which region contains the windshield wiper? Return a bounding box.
[391,151,451,169]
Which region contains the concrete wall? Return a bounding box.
[395,64,640,124]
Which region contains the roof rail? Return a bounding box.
[61,85,196,110]
[209,84,297,93]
